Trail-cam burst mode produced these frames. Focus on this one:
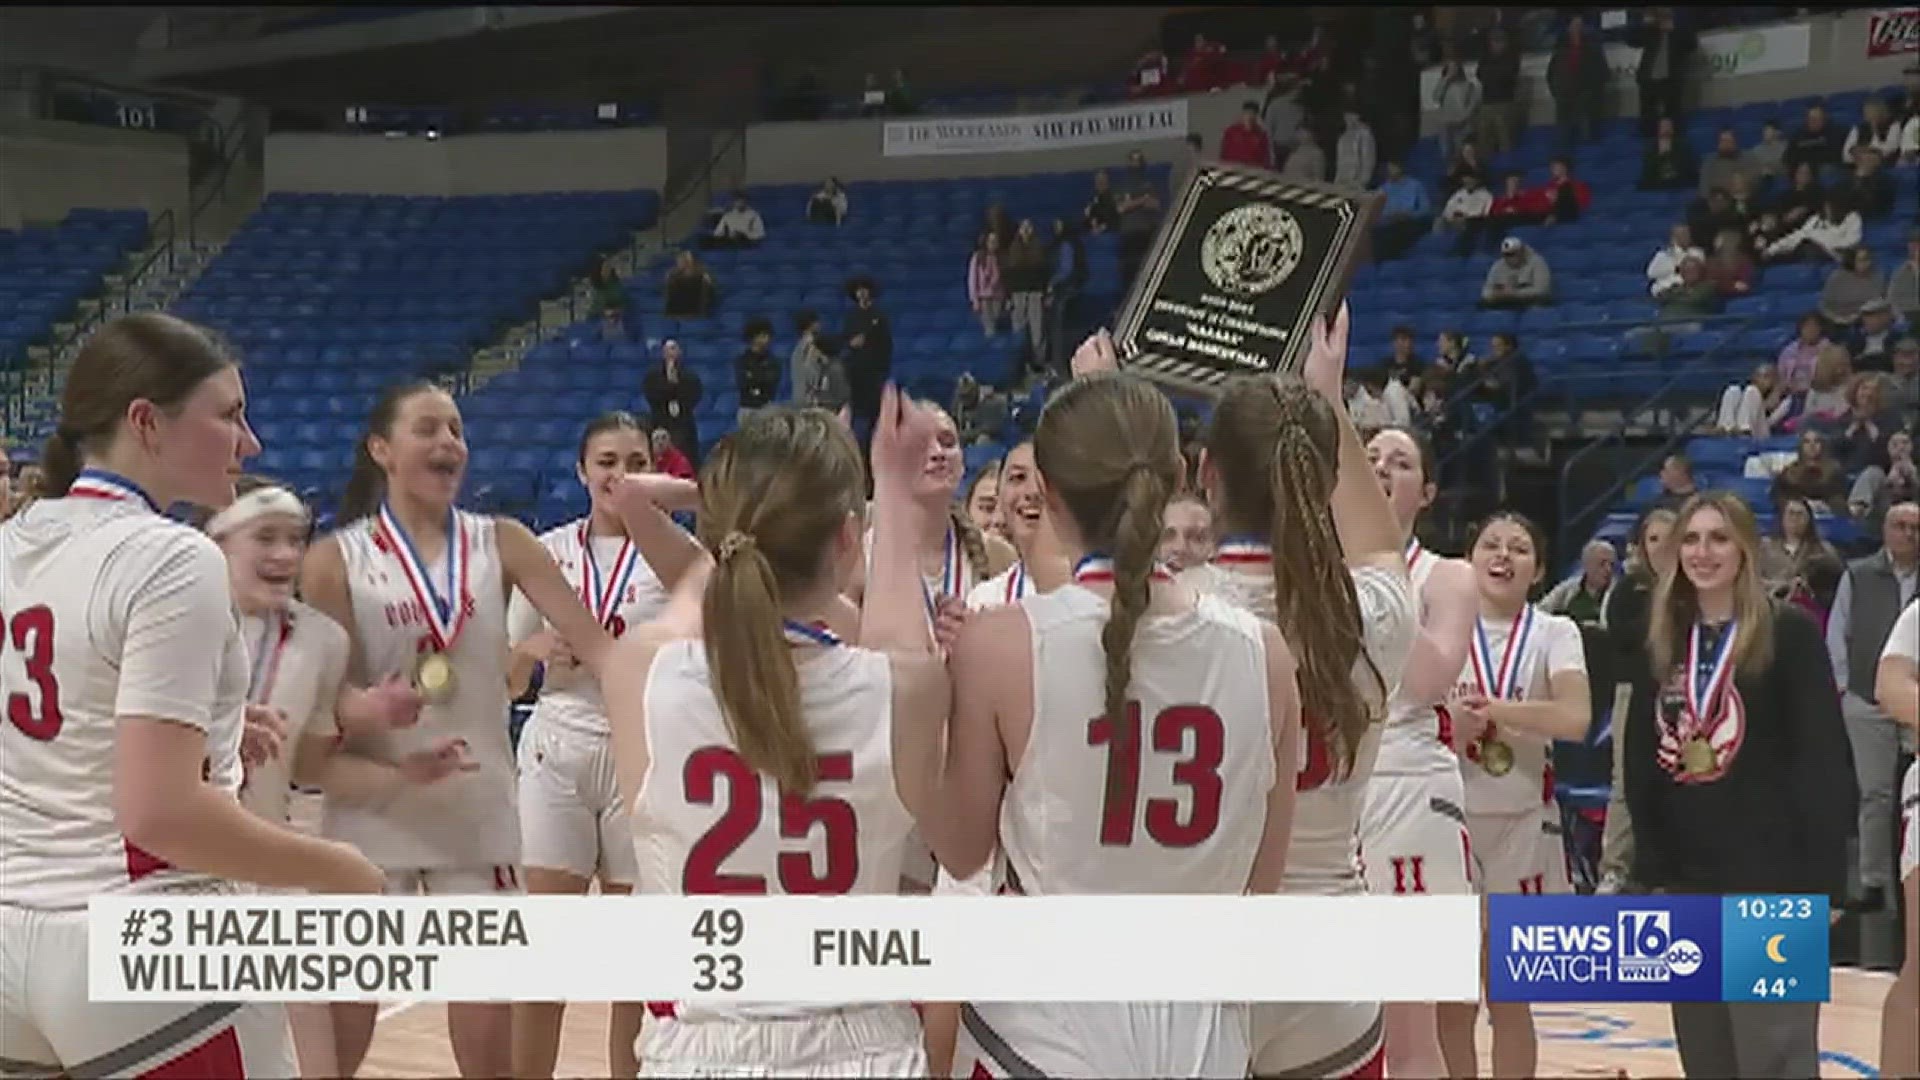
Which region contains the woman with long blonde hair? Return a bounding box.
[1624,492,1857,1077]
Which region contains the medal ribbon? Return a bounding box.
[1072,554,1175,586]
[1003,562,1029,604]
[375,502,471,653]
[1214,536,1272,567]
[1685,620,1737,728]
[1470,605,1535,702]
[249,611,293,704]
[577,521,640,628]
[918,524,967,625]
[781,619,843,648]
[1405,537,1423,568]
[67,468,160,513]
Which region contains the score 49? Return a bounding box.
[691,908,745,993]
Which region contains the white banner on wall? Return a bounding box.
[881,98,1189,158]
[1419,21,1813,105]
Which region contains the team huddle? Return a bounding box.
[4,306,1901,1080]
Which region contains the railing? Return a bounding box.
[26,210,179,405]
[189,113,251,244]
[1555,315,1765,543]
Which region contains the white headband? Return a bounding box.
[206,486,310,539]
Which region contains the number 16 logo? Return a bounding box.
[1618,911,1671,960]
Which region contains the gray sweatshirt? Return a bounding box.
[1483,244,1553,300]
[790,336,848,410]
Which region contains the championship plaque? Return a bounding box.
[1112,161,1381,395]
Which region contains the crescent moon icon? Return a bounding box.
[1765,934,1788,963]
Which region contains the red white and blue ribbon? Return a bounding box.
[1072,554,1175,586]
[1405,537,1424,567]
[1002,562,1030,604]
[375,502,471,653]
[576,520,640,630]
[1214,536,1272,567]
[249,610,293,704]
[68,468,160,513]
[782,619,843,648]
[1685,620,1737,723]
[1470,605,1536,701]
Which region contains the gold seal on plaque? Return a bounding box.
[415,652,455,703]
[1200,203,1305,297]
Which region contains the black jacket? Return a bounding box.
[1623,602,1858,904]
[735,346,780,409]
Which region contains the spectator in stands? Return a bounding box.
[1833,146,1896,218]
[1802,344,1856,424]
[789,309,846,412]
[1543,539,1617,624]
[1116,150,1164,286]
[1778,313,1831,391]
[1704,230,1755,298]
[710,193,766,248]
[1652,453,1699,510]
[1432,60,1481,167]
[1631,8,1696,136]
[1699,128,1750,199]
[886,69,917,116]
[1220,101,1274,169]
[1655,256,1722,320]
[1480,236,1552,309]
[1890,231,1920,324]
[1850,430,1918,529]
[1084,171,1120,234]
[1716,362,1788,437]
[1901,102,1920,165]
[591,256,627,341]
[1472,330,1537,415]
[1639,116,1699,191]
[1759,496,1845,617]
[1261,73,1307,166]
[649,427,693,480]
[1002,219,1050,362]
[1130,47,1170,96]
[1439,170,1493,255]
[734,316,780,425]
[1547,16,1610,148]
[1251,33,1287,87]
[662,249,717,320]
[1785,103,1846,176]
[1746,119,1790,185]
[1765,196,1861,266]
[983,202,1015,247]
[642,339,702,460]
[1157,493,1216,573]
[1347,366,1415,428]
[1379,323,1425,391]
[1647,223,1706,297]
[1827,373,1899,475]
[1850,299,1904,370]
[1372,160,1432,261]
[1445,137,1491,194]
[1180,33,1230,93]
[1845,98,1904,161]
[1890,337,1920,412]
[1541,155,1593,221]
[1428,329,1474,384]
[807,178,848,225]
[842,277,893,435]
[1046,218,1084,376]
[1334,108,1378,188]
[1820,246,1887,328]
[1280,130,1326,181]
[1828,500,1920,954]
[1686,189,1748,258]
[1772,427,1848,512]
[1754,161,1824,251]
[1475,27,1522,158]
[967,232,1006,339]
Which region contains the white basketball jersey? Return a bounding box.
[1452,607,1587,815]
[634,636,912,1019]
[966,561,1035,611]
[1003,585,1274,896]
[1181,557,1415,892]
[864,522,980,604]
[1376,546,1463,777]
[509,519,670,739]
[0,479,249,909]
[238,599,350,824]
[328,510,517,868]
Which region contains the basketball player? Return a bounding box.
[1181,307,1414,1079]
[1158,492,1216,573]
[0,313,384,1079]
[965,440,1069,611]
[300,381,644,1077]
[1437,511,1590,1078]
[506,412,704,1080]
[1358,425,1481,1078]
[933,371,1302,1077]
[1874,598,1918,1078]
[601,390,950,1076]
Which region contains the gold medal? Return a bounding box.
[1480,738,1515,777]
[415,652,456,703]
[1681,737,1715,777]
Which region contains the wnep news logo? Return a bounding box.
[1488,895,1721,1002]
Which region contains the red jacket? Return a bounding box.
[1180,40,1230,91]
[1549,177,1592,213]
[656,444,694,480]
[1220,121,1272,169]
[1491,187,1554,217]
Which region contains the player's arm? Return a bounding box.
[504,586,549,700]
[1399,557,1477,705]
[299,535,411,739]
[604,561,711,813]
[1486,620,1591,741]
[498,516,614,678]
[1302,305,1404,574]
[1874,602,1919,731]
[1246,620,1302,895]
[614,474,707,593]
[925,606,1023,879]
[866,430,951,817]
[117,538,377,893]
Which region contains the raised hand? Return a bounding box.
[870,383,941,497]
[1302,301,1350,401]
[240,704,288,769]
[931,594,969,655]
[1070,329,1121,378]
[607,471,699,515]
